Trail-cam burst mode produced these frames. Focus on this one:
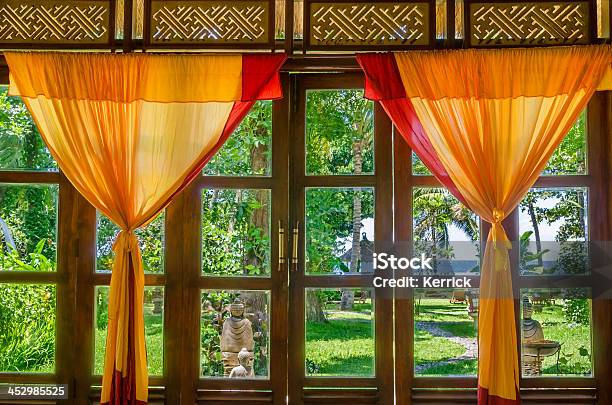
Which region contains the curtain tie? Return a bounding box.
[490,209,512,253]
[492,208,505,224]
[112,230,138,253]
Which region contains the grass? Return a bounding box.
[305,302,374,376]
[414,329,466,364]
[529,303,591,375]
[423,359,478,375]
[94,303,164,376]
[413,298,478,376]
[414,299,473,323]
[88,297,591,379]
[412,297,591,377]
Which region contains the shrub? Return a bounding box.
[0,284,56,372]
[563,298,590,325]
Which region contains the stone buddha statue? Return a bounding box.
[220,298,254,376]
[229,347,254,378]
[522,296,545,375]
[522,296,544,342]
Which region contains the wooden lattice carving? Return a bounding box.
[150,1,270,44]
[470,2,590,46]
[308,2,430,47]
[0,0,110,44]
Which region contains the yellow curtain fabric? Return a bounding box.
[7,52,243,102]
[393,45,611,402]
[5,52,244,404]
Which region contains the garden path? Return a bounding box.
[415,321,477,374]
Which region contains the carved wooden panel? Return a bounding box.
[469,1,591,46]
[0,0,111,45]
[148,0,272,46]
[306,1,431,48]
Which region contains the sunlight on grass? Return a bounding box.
[414,298,473,322]
[306,301,374,376]
[414,329,465,364]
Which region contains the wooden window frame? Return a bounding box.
[287,73,394,404]
[0,71,610,405]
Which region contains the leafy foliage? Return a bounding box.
[0,87,56,171]
[519,188,588,275]
[305,188,373,274]
[0,284,55,372]
[201,189,270,276]
[413,188,479,274]
[306,90,373,175]
[204,101,272,176]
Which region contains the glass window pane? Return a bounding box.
[204,100,272,176]
[0,86,57,171]
[200,290,270,378]
[0,283,56,372]
[305,188,374,275]
[519,188,588,276]
[521,288,592,377]
[305,288,374,377]
[542,111,587,175]
[306,90,374,176]
[95,286,164,376]
[412,152,432,175]
[0,184,58,272]
[202,189,271,276]
[414,289,478,376]
[96,212,165,274]
[413,188,480,275]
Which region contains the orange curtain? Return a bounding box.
[359,45,611,404]
[5,51,285,404]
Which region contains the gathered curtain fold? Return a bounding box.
[358,45,611,404]
[5,51,286,405]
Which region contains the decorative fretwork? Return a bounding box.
[149,1,271,45]
[307,2,431,47]
[469,1,591,46]
[0,1,110,44]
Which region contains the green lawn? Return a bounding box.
[529,303,591,375]
[94,304,164,376]
[90,298,591,378]
[414,298,473,323]
[414,329,466,364]
[411,297,591,377]
[305,302,374,376]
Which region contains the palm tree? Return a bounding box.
[342,94,373,310]
[412,188,479,275]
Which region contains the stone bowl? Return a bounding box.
[523,340,561,357]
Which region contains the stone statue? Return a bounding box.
[522,297,544,343]
[522,296,545,375]
[220,298,254,376]
[229,347,254,378]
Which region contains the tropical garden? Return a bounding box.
[0,86,592,377]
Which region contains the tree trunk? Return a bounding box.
[341,140,364,311]
[241,124,270,311]
[527,200,544,267]
[350,139,363,273]
[306,290,327,323]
